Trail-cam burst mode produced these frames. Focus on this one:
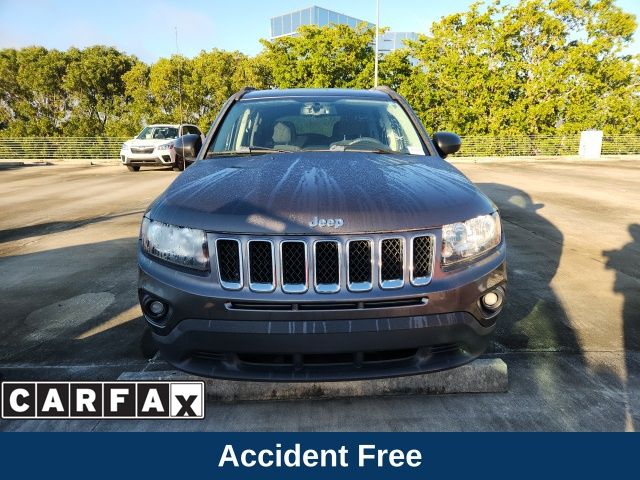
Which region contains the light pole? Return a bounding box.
[374,0,379,87]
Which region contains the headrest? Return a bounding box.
[272,122,293,144]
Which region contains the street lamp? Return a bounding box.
[374,0,379,87]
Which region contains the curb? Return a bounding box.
[118,358,508,402]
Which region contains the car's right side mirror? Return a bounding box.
[174,134,203,161]
[432,132,462,158]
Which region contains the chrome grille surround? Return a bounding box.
[211,232,436,295]
[410,234,436,286]
[247,240,276,293]
[215,238,243,290]
[379,237,405,290]
[346,239,373,292]
[313,240,341,294]
[280,240,308,294]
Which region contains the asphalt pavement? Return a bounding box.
[0,160,638,431]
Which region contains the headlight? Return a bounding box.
[157,143,173,150]
[140,217,209,271]
[441,212,501,266]
[121,143,129,150]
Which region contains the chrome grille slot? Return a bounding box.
[248,240,275,292]
[314,241,340,293]
[347,239,372,292]
[280,241,308,293]
[411,235,434,286]
[215,239,242,290]
[380,238,404,289]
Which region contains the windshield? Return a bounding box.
[207,97,426,156]
[137,126,179,140]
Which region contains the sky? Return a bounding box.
[0,0,639,63]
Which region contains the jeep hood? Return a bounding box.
[147,152,496,234]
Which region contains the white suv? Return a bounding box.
[120,124,203,171]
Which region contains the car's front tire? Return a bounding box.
[172,155,185,172]
[127,165,140,172]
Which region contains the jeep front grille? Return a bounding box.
[212,233,435,294]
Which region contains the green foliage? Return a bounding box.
[0,0,638,138]
[401,0,640,135]
[258,23,379,88]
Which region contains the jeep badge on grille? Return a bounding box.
[309,217,344,228]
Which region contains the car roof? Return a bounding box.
[242,88,391,100]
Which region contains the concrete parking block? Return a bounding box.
[118,358,508,402]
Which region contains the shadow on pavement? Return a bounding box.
[0,210,146,244]
[604,223,640,431]
[478,183,631,430]
[0,238,151,380]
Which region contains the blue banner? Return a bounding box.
[0,432,638,479]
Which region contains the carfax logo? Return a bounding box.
[1,381,204,419]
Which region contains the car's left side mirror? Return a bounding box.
[174,134,202,161]
[432,132,461,158]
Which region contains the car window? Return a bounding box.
[207,97,426,156]
[182,125,200,136]
[137,126,179,140]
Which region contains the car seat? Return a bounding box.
[272,121,300,151]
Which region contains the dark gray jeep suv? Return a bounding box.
[138,87,507,381]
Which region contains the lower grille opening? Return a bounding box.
[362,348,417,363]
[226,297,427,311]
[236,349,419,367]
[192,351,226,361]
[429,343,460,354]
[239,353,294,366]
[227,301,294,311]
[298,302,358,311]
[363,297,426,309]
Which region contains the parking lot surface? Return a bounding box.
[0,160,638,431]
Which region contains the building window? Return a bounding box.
[292,11,300,32]
[271,16,282,37]
[318,7,328,26]
[301,7,310,26]
[283,13,292,35]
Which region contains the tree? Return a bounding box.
[0,47,68,136]
[402,0,640,135]
[63,46,138,136]
[188,49,268,131]
[259,23,378,89]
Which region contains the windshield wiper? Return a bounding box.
[206,146,294,157]
[329,144,395,154]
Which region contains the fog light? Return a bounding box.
[148,300,166,316]
[483,292,499,307]
[481,288,504,311]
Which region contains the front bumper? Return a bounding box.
[138,241,506,381]
[121,152,173,166]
